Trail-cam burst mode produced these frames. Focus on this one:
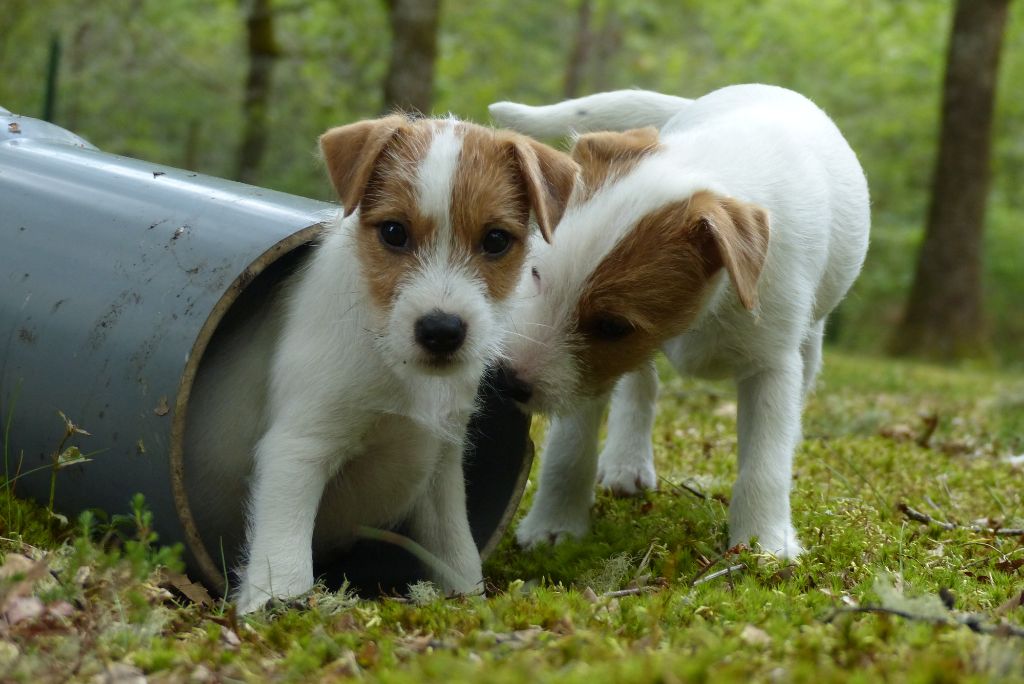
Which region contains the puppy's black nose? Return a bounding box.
[494,364,533,404]
[415,310,467,355]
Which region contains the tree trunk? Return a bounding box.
[563,0,593,99]
[891,0,1010,360]
[589,7,623,93]
[381,0,440,115]
[235,0,279,184]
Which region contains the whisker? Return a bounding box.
[503,330,550,348]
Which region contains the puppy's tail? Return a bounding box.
[489,90,692,138]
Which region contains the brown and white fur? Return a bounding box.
[490,84,870,557]
[184,115,578,613]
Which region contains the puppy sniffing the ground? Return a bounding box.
[184,115,577,612]
[490,85,870,557]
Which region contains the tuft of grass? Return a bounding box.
[1,351,1023,682]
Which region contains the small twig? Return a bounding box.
[692,563,746,587]
[602,586,657,599]
[823,605,1024,638]
[899,503,1024,536]
[660,476,708,501]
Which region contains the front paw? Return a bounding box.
[729,523,804,560]
[234,582,273,615]
[436,555,483,596]
[234,566,314,615]
[515,506,590,549]
[597,452,657,497]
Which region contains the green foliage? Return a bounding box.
[1,1,1021,363]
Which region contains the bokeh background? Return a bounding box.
[2,0,1021,365]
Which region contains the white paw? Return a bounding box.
[597,454,657,497]
[234,582,273,615]
[436,557,484,596]
[730,525,804,560]
[234,566,314,615]
[515,507,590,549]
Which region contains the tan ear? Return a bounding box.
[570,127,660,167]
[319,115,407,217]
[570,127,660,201]
[691,193,770,311]
[509,138,579,243]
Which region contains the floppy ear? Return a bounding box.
[319,115,407,217]
[508,139,579,243]
[570,127,660,168]
[690,193,770,311]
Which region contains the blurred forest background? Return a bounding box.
[1,0,1022,366]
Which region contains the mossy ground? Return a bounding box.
[2,351,1023,682]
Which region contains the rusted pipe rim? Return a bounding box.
[168,221,536,595]
[168,223,325,594]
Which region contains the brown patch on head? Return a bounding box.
[320,116,438,309]
[571,127,660,200]
[450,124,579,300]
[572,191,770,395]
[319,117,579,310]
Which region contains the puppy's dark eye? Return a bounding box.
[378,220,409,249]
[587,314,636,341]
[481,228,513,256]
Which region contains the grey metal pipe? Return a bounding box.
[0,110,532,595]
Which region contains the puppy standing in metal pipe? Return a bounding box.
[185,115,578,612]
[490,85,870,558]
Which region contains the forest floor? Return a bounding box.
[1,351,1023,683]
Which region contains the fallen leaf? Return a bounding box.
[357,640,380,668]
[740,624,772,646]
[995,558,1024,574]
[47,601,75,618]
[326,651,361,677]
[74,565,92,586]
[4,596,44,625]
[880,424,914,442]
[89,662,146,684]
[189,665,214,683]
[551,614,574,635]
[156,570,213,607]
[0,554,35,581]
[220,627,241,650]
[0,556,49,612]
[995,591,1024,616]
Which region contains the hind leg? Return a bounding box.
[800,319,825,398]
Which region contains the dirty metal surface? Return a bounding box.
[0,113,333,580]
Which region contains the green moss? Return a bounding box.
[1,352,1023,682]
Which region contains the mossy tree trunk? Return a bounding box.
[892,0,1011,360]
[381,0,440,115]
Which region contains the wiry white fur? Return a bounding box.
[185,124,501,613]
[502,85,870,558]
[489,90,693,138]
